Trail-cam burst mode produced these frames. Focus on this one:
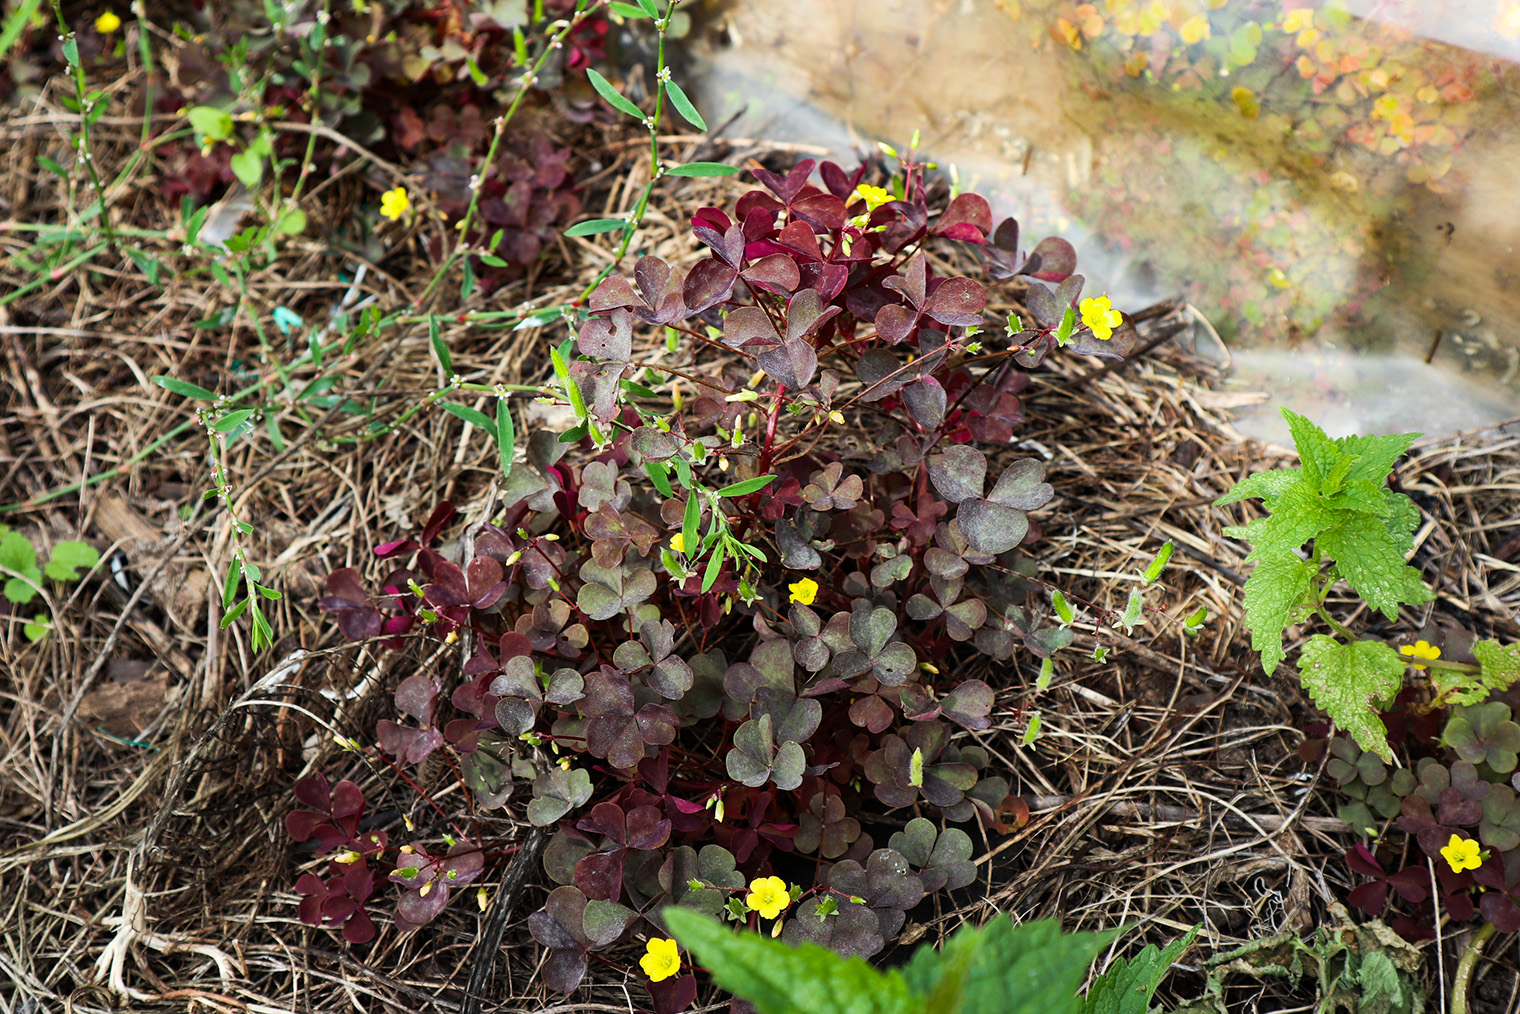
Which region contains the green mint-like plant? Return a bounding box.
[0,524,99,642]
[663,906,1197,1014]
[1216,408,1517,759]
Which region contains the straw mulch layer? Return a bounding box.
[4,87,1520,1014]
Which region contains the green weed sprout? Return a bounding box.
[1216,408,1520,759]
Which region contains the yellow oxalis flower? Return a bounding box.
[380,186,411,221]
[787,577,819,606]
[640,937,681,982]
[1079,295,1123,341]
[669,532,685,555]
[96,10,122,33]
[1441,834,1483,873]
[745,876,791,919]
[1179,14,1211,45]
[1400,639,1441,671]
[853,184,893,212]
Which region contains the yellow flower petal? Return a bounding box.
[380,186,410,221]
[640,937,682,982]
[744,876,791,919]
[788,577,818,606]
[1440,834,1483,873]
[96,10,122,33]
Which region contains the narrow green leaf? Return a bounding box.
[1023,712,1041,745]
[221,560,243,609]
[479,253,509,268]
[646,461,673,497]
[664,78,707,131]
[496,399,515,480]
[608,1,650,16]
[0,0,43,61]
[1141,541,1173,586]
[586,68,645,119]
[430,316,452,376]
[212,409,255,432]
[1036,657,1053,691]
[667,162,741,177]
[550,346,588,423]
[715,474,776,498]
[1184,605,1208,630]
[682,491,700,557]
[633,0,659,15]
[565,218,627,237]
[154,376,217,401]
[440,401,493,431]
[701,541,726,592]
[220,597,250,627]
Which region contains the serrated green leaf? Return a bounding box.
[903,916,1114,1014]
[663,907,921,1014]
[43,541,99,581]
[666,162,742,177]
[1316,514,1430,620]
[715,474,776,497]
[1283,408,1342,491]
[1337,429,1420,488]
[664,78,707,130]
[586,68,645,119]
[1223,478,1339,563]
[1214,467,1302,508]
[1298,635,1404,760]
[1240,553,1317,677]
[1080,925,1199,1014]
[1473,640,1520,695]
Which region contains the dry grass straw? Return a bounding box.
[3,68,1520,1014]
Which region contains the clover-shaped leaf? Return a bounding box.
[1480,783,1520,853]
[827,847,925,941]
[529,885,635,993]
[802,462,863,511]
[573,801,672,900]
[888,817,977,892]
[657,844,746,921]
[795,790,862,858]
[492,657,585,736]
[527,766,594,826]
[581,668,677,770]
[577,558,656,621]
[726,712,806,790]
[832,605,917,686]
[928,448,1052,554]
[613,619,694,700]
[780,895,884,958]
[1445,702,1520,774]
